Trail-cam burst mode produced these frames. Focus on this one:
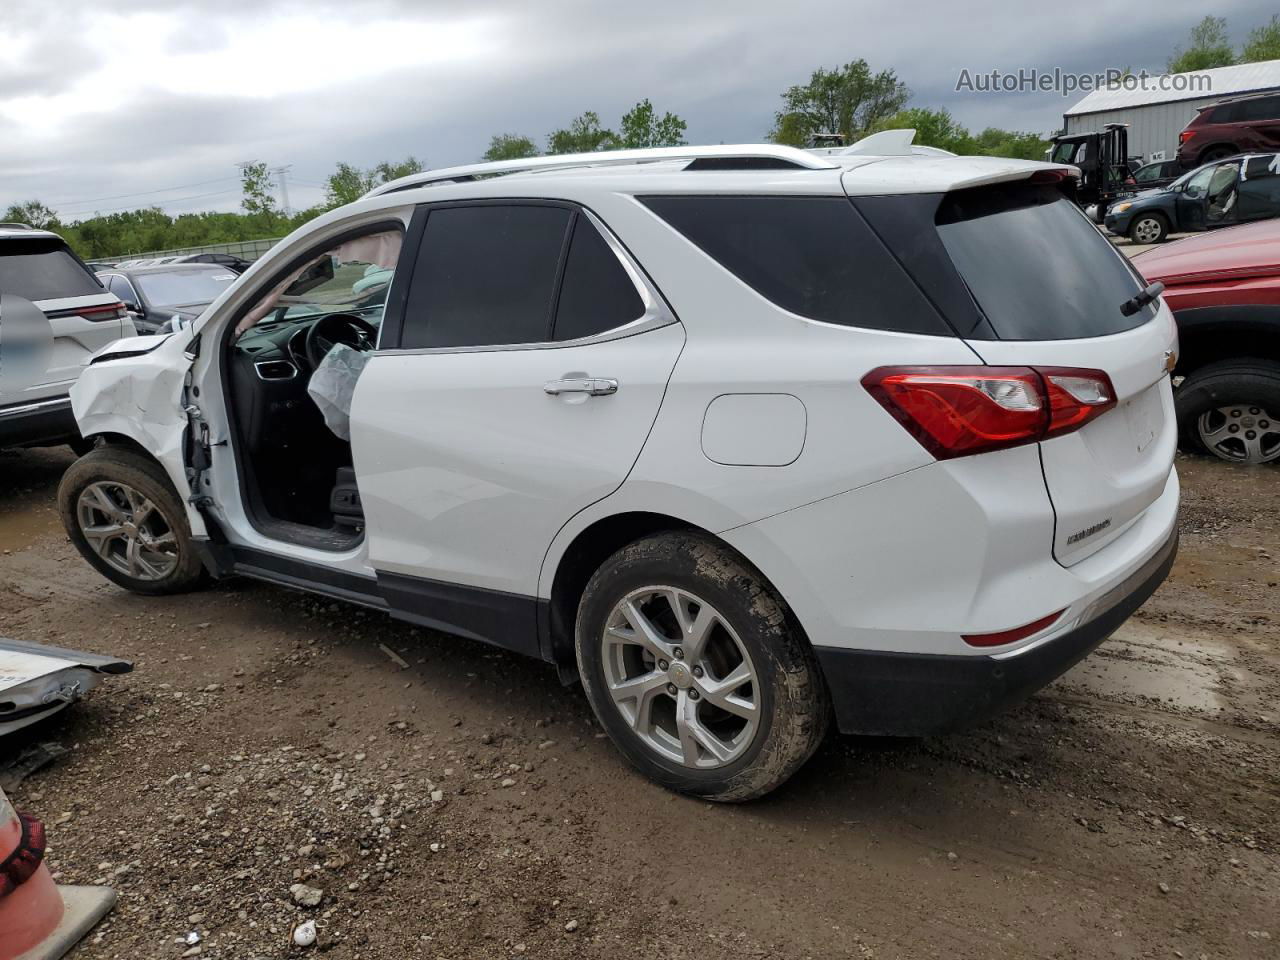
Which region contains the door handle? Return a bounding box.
[543,378,618,397]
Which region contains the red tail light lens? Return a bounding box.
[77,302,128,322]
[1178,131,1194,144]
[862,365,1116,459]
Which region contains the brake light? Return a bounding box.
[862,365,1116,459]
[77,302,128,322]
[963,609,1065,647]
[1179,131,1194,144]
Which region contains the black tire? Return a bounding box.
[1128,211,1169,244]
[58,445,207,594]
[1175,358,1280,464]
[574,532,829,802]
[1199,146,1236,165]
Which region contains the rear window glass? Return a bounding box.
[0,238,103,301]
[935,185,1152,340]
[640,196,949,335]
[552,217,645,341]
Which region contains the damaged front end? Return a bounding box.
[70,332,207,536]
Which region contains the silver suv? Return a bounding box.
[0,224,135,449]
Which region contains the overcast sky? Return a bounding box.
[1,0,1275,220]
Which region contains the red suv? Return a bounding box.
[1177,93,1280,168]
[1135,219,1280,464]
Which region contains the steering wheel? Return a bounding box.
[304,313,377,369]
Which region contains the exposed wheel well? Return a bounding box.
[1198,143,1239,164]
[85,431,154,459]
[1175,315,1280,378]
[547,512,696,664]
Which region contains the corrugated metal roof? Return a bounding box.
[1065,60,1280,116]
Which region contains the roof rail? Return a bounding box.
[0,222,36,230]
[363,144,838,199]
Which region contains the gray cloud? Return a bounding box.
[2,0,1275,218]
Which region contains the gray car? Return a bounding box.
[95,263,239,335]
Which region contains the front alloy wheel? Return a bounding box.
[76,480,180,580]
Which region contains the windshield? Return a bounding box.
[135,269,236,307]
[935,184,1153,340]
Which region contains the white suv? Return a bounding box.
[1,225,134,450]
[57,140,1180,800]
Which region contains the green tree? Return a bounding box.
[1241,14,1280,62]
[547,111,618,154]
[325,162,375,208]
[371,156,424,184]
[239,162,278,218]
[483,134,539,161]
[968,127,1051,161]
[323,156,424,209]
[1168,16,1235,73]
[619,99,687,148]
[2,200,59,230]
[768,60,909,146]
[871,108,973,154]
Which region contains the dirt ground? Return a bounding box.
[0,446,1276,960]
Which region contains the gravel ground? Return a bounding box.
[0,446,1276,959]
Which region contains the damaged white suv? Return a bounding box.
[59,137,1180,801]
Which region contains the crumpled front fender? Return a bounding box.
[69,337,206,537]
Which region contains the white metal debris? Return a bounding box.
[0,637,132,737]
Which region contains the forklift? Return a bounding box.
[1048,123,1137,222]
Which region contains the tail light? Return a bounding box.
[1178,131,1194,144]
[862,365,1116,459]
[78,302,128,322]
[963,609,1065,647]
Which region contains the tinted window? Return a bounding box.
[0,238,103,301]
[1240,96,1280,121]
[1211,103,1242,123]
[402,205,572,349]
[553,218,645,341]
[1240,157,1280,216]
[935,185,1152,340]
[107,275,138,303]
[640,196,949,335]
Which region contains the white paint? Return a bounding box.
[700,394,806,466]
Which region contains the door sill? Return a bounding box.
[229,545,385,610]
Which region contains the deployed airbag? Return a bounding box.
[307,343,369,441]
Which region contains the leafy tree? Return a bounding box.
[483,134,539,161]
[371,156,424,184]
[1168,16,1235,73]
[239,161,278,218]
[769,60,909,146]
[323,156,424,209]
[3,200,59,230]
[1241,14,1280,62]
[547,111,619,155]
[324,162,375,208]
[619,99,687,148]
[870,108,1050,162]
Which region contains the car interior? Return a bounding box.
[222,229,401,548]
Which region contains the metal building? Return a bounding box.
[1063,60,1280,163]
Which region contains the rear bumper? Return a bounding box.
[0,395,78,448]
[814,526,1178,736]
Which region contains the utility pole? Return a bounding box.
[270,165,292,217]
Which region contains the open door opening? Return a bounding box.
[220,228,402,550]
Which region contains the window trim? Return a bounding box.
[102,274,141,307]
[377,198,675,355]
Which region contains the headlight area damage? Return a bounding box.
[71,333,201,533]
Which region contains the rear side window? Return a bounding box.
[1240,96,1280,122]
[640,196,950,335]
[401,205,572,349]
[935,184,1151,340]
[552,217,645,341]
[0,238,103,301]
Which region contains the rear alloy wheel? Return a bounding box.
[1129,213,1168,244]
[1199,146,1235,164]
[575,532,829,801]
[59,446,207,594]
[1176,359,1280,465]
